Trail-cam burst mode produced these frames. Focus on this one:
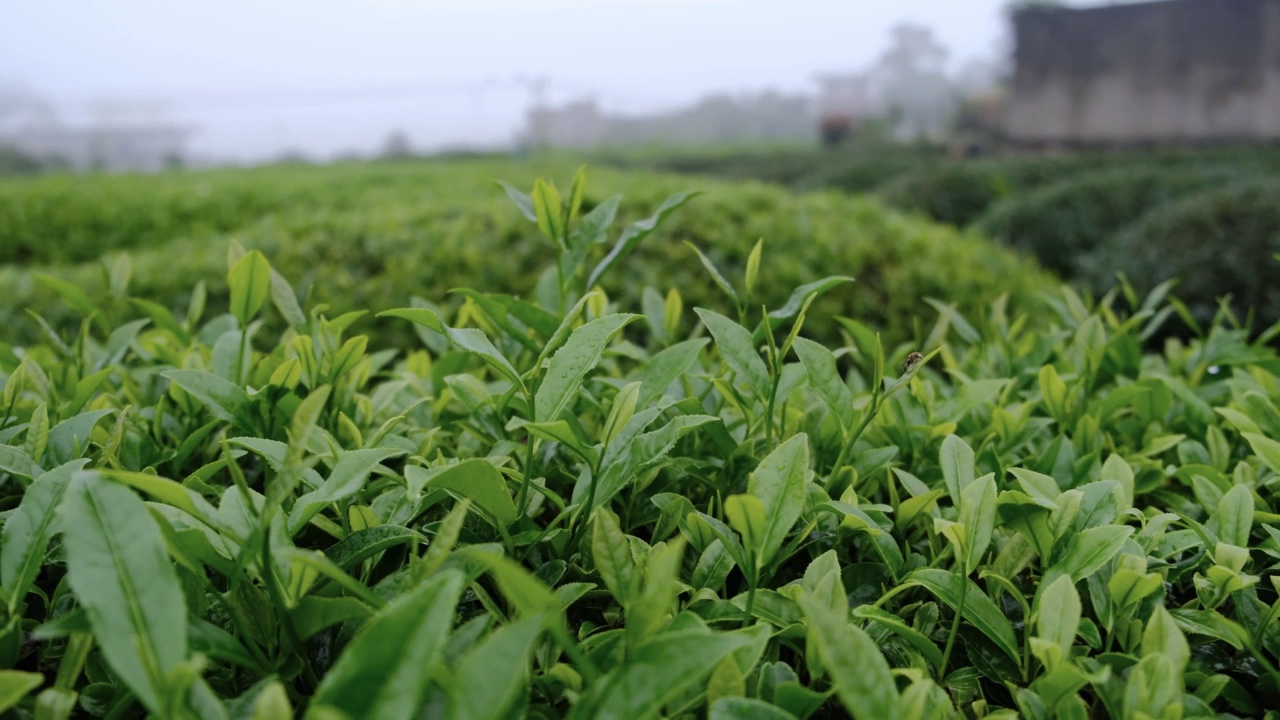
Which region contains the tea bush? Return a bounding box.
[2,170,1280,719]
[973,166,1249,276]
[0,163,1050,350]
[1082,177,1280,330]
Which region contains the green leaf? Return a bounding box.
[960,474,997,574]
[228,250,272,325]
[288,448,406,535]
[250,680,293,720]
[163,370,255,430]
[378,308,525,391]
[532,179,565,246]
[625,540,687,647]
[1037,574,1081,660]
[1050,525,1135,582]
[62,471,188,714]
[792,337,855,434]
[0,671,43,714]
[587,190,698,289]
[592,508,636,606]
[685,243,740,306]
[496,180,536,222]
[747,434,810,569]
[695,308,771,405]
[36,273,98,319]
[799,594,901,719]
[535,314,638,422]
[1,460,88,614]
[1216,484,1254,548]
[725,494,768,564]
[310,569,464,720]
[744,239,763,295]
[0,444,41,483]
[571,629,749,720]
[446,615,545,720]
[903,568,1020,664]
[324,525,427,570]
[1244,433,1280,476]
[939,434,975,508]
[1142,605,1188,674]
[638,339,707,405]
[422,458,518,529]
[46,409,112,465]
[709,698,798,720]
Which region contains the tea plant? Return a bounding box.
[1,168,1279,719]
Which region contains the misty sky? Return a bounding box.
[4,0,1015,160]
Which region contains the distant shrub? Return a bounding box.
[1083,178,1280,328]
[873,156,1116,228]
[0,163,1051,350]
[974,165,1250,275]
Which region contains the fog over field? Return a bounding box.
[2,0,1011,160]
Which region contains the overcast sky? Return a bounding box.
[3,0,1015,160]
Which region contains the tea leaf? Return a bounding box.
[310,569,464,719]
[535,314,638,423]
[63,471,188,714]
[800,594,900,719]
[228,251,272,326]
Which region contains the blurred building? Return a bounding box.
[0,98,192,171]
[1006,0,1280,146]
[814,73,871,145]
[522,98,606,149]
[3,124,192,171]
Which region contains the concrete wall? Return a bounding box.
[1006,0,1280,145]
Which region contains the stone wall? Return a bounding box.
[1006,0,1280,145]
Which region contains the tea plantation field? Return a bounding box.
[619,146,1280,329]
[1,160,1279,719]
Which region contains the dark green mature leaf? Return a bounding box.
[1050,525,1135,583]
[324,526,427,570]
[424,459,518,529]
[638,339,707,404]
[535,314,638,422]
[62,471,188,714]
[800,594,900,719]
[903,569,1020,664]
[2,460,88,614]
[46,409,112,465]
[163,370,255,430]
[310,569,465,719]
[695,308,771,404]
[446,615,545,720]
[792,337,855,433]
[570,629,750,720]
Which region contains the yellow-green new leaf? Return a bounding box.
[747,434,810,569]
[228,251,272,326]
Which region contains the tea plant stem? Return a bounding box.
[517,396,538,516]
[940,571,969,676]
